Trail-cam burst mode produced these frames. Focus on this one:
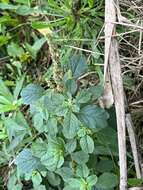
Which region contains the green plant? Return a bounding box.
[0,1,121,190]
[4,53,118,190]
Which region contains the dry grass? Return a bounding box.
[117,0,143,161]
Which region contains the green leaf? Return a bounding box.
[32,172,42,187]
[64,185,78,190]
[41,138,65,171]
[47,171,61,186]
[87,175,98,186]
[15,149,39,174]
[80,135,94,153]
[96,160,114,173]
[0,35,11,47]
[78,105,108,131]
[69,54,88,78]
[44,92,67,116]
[65,79,77,95]
[88,84,103,100]
[0,79,13,102]
[128,178,143,186]
[4,117,27,142]
[68,178,81,188]
[56,167,73,182]
[41,151,64,171]
[7,42,24,57]
[15,0,30,5]
[33,113,44,132]
[63,112,80,139]
[76,89,91,104]
[65,139,77,153]
[16,5,32,16]
[71,151,89,164]
[32,140,48,158]
[0,3,17,10]
[32,21,51,29]
[14,76,25,100]
[25,37,46,59]
[47,117,58,136]
[76,164,89,178]
[96,173,118,189]
[35,185,46,190]
[21,84,44,104]
[7,173,22,190]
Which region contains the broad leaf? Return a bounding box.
[96,173,118,189]
[32,172,42,187]
[32,140,48,158]
[65,139,77,153]
[71,151,89,164]
[33,113,44,132]
[47,171,61,186]
[76,164,89,178]
[63,112,80,139]
[56,167,73,182]
[21,84,44,104]
[15,149,39,174]
[80,135,94,153]
[96,160,114,173]
[7,42,24,57]
[76,89,91,104]
[69,54,88,78]
[87,175,98,186]
[78,105,108,131]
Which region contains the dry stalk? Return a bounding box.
[126,114,142,179]
[104,0,127,189]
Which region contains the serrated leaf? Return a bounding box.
[71,151,89,164]
[21,84,44,104]
[15,149,39,174]
[78,105,108,131]
[96,173,118,189]
[63,112,80,139]
[80,135,94,153]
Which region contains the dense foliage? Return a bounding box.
[0,0,141,189]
